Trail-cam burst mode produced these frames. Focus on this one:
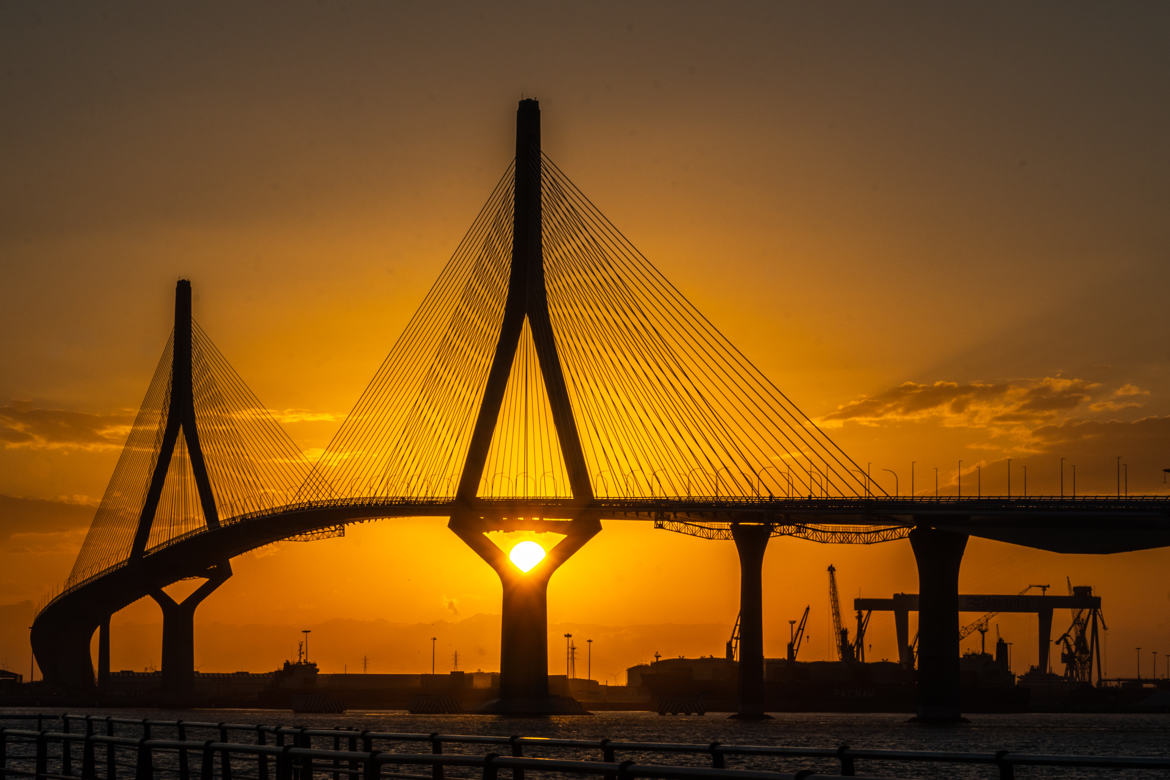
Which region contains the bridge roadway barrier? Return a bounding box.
[4,715,1170,780]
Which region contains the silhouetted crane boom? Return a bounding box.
[787,606,810,661]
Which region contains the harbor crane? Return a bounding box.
[726,613,740,661]
[787,606,810,661]
[828,565,866,663]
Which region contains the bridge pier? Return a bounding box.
[150,565,230,703]
[909,525,968,723]
[97,617,111,688]
[729,523,771,720]
[450,514,599,715]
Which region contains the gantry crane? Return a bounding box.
[958,583,1049,652]
[1056,578,1106,684]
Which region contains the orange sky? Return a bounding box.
[3,1,1170,684]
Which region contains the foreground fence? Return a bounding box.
[1,714,1169,780]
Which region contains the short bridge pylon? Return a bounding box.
[33,280,316,694]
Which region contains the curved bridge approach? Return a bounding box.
[33,100,1170,721]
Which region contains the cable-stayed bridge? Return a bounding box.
[32,100,1170,721]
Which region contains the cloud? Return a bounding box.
[822,376,1136,433]
[267,409,344,425]
[0,403,135,451]
[0,494,96,542]
[1031,415,1170,452]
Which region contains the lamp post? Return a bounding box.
[1137,646,1142,680]
[564,633,573,678]
[957,460,962,498]
[911,461,916,497]
[881,468,898,498]
[934,467,939,497]
[1060,457,1065,499]
[431,636,436,675]
[1007,458,1012,497]
[587,638,593,682]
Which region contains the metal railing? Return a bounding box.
[2,714,1170,780]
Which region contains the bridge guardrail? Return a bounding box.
[3,714,1170,779]
[40,492,1170,611]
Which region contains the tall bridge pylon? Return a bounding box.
[449,100,598,714]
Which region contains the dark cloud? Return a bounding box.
[0,494,95,542]
[0,403,134,451]
[823,377,1118,429]
[1032,415,1170,451]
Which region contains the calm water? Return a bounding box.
[8,708,1170,778]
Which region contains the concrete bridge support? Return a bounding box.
[97,617,111,688]
[149,566,230,702]
[909,525,968,723]
[451,515,599,715]
[730,523,771,719]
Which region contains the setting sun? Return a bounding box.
[508,540,546,572]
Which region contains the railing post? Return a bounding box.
[599,739,616,780]
[275,747,292,780]
[218,726,231,780]
[62,715,73,778]
[836,744,854,776]
[177,722,189,780]
[707,742,723,770]
[346,735,358,780]
[35,731,48,780]
[134,740,151,780]
[81,734,96,780]
[429,734,443,780]
[481,754,498,780]
[331,734,341,780]
[200,742,215,780]
[296,729,311,780]
[508,736,523,780]
[256,727,268,780]
[105,719,116,780]
[0,727,8,780]
[361,753,379,780]
[995,750,1015,780]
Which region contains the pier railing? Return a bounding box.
[2,714,1170,780]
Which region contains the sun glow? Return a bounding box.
[508,540,546,572]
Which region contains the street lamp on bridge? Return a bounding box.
[881,468,898,498]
